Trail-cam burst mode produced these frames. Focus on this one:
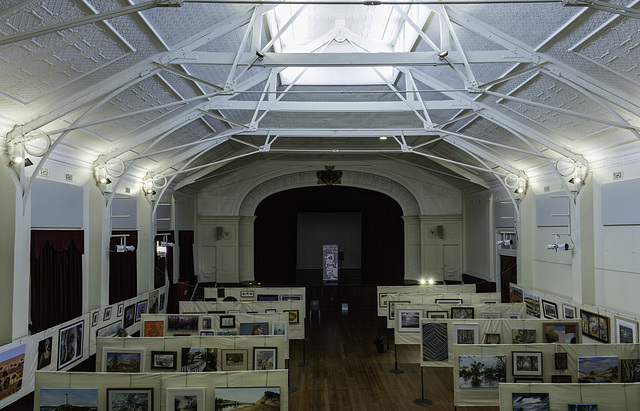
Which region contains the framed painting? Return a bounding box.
[480,312,501,319]
[615,316,638,344]
[181,347,217,372]
[451,307,474,319]
[551,374,572,383]
[484,333,500,344]
[240,290,254,298]
[563,304,576,319]
[220,315,235,329]
[543,322,578,343]
[507,312,522,319]
[92,310,99,327]
[272,321,287,342]
[202,316,212,330]
[167,315,199,331]
[148,289,159,314]
[103,348,144,373]
[123,304,135,328]
[117,303,124,318]
[555,352,568,369]
[253,347,277,370]
[159,293,165,311]
[509,284,524,303]
[166,387,205,411]
[239,322,269,336]
[37,337,52,370]
[512,329,536,344]
[280,294,303,301]
[512,351,542,376]
[221,349,248,371]
[580,309,610,343]
[422,323,448,361]
[435,298,463,305]
[57,320,84,370]
[523,292,540,318]
[40,388,97,410]
[388,300,410,320]
[135,300,147,322]
[143,320,164,337]
[218,288,226,298]
[107,388,153,411]
[96,320,122,338]
[214,387,280,410]
[397,309,422,332]
[103,306,112,321]
[199,331,215,336]
[620,358,640,382]
[265,308,277,314]
[283,309,299,324]
[541,300,558,319]
[151,351,177,370]
[426,311,448,319]
[379,293,388,308]
[0,344,25,399]
[459,355,506,388]
[452,323,479,344]
[577,355,618,383]
[257,294,278,301]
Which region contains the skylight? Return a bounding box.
[266,2,432,86]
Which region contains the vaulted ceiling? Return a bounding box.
[2,0,640,202]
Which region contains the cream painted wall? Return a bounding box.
[0,163,16,345]
[463,192,491,280]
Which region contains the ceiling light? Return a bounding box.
[379,136,387,140]
[569,177,582,185]
[419,278,426,285]
[99,177,112,184]
[438,50,449,59]
[428,279,435,285]
[9,156,33,167]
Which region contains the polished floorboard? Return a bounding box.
[287,308,499,411]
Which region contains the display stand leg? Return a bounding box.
[413,366,432,406]
[297,337,310,367]
[385,327,394,354]
[388,341,404,374]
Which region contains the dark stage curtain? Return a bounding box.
[155,231,175,288]
[109,231,138,305]
[179,230,195,283]
[31,230,84,333]
[254,186,404,284]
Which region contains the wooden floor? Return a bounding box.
[287,308,499,411]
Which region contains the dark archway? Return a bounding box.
[254,186,404,285]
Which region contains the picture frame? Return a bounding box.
[202,316,212,330]
[283,309,299,324]
[280,294,303,301]
[103,306,112,322]
[578,355,618,383]
[239,322,269,336]
[166,387,205,411]
[240,290,254,298]
[388,300,410,320]
[512,328,536,344]
[524,292,540,318]
[37,337,52,370]
[181,347,217,372]
[151,351,177,370]
[555,352,568,369]
[551,374,572,383]
[143,320,164,337]
[509,284,524,303]
[265,308,277,314]
[435,298,463,305]
[422,323,448,361]
[480,312,501,319]
[221,349,248,371]
[451,306,474,319]
[39,388,97,410]
[148,289,159,314]
[272,321,287,342]
[507,312,522,319]
[107,388,153,411]
[91,310,99,327]
[214,387,281,410]
[167,315,199,331]
[102,348,145,373]
[96,320,122,338]
[397,308,422,332]
[562,304,576,319]
[512,351,543,376]
[117,303,124,318]
[123,304,135,328]
[541,299,558,319]
[543,322,579,344]
[620,358,640,382]
[426,311,448,319]
[57,320,84,370]
[580,309,611,343]
[257,294,279,301]
[160,293,166,311]
[220,315,236,328]
[615,316,638,344]
[452,323,479,344]
[484,332,500,344]
[218,288,226,298]
[135,300,148,322]
[459,355,506,388]
[253,347,277,370]
[199,331,215,336]
[379,293,388,308]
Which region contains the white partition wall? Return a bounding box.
[376,284,477,316]
[204,287,306,302]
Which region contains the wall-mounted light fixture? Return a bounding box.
[8,156,33,167]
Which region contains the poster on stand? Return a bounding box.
[323,245,338,281]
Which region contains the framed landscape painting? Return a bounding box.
[151,351,177,370]
[435,298,463,305]
[214,387,280,411]
[563,304,576,319]
[388,301,410,320]
[523,292,540,318]
[103,348,144,373]
[458,355,506,388]
[615,317,638,344]
[577,355,618,383]
[512,351,542,376]
[221,349,248,371]
[166,387,205,411]
[509,284,524,303]
[181,347,217,372]
[452,323,479,344]
[541,300,558,319]
[167,315,199,331]
[397,309,422,332]
[40,388,98,411]
[107,388,153,411]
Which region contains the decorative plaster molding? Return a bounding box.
[239,170,420,216]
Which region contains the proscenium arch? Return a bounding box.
[239,170,421,217]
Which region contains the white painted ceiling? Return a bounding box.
[1,0,640,198]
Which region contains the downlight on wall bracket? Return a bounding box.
[546,233,574,252]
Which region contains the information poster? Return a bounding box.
[323,245,338,281]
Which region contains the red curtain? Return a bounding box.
[109,231,138,305]
[155,231,174,288]
[30,230,84,333]
[179,231,195,283]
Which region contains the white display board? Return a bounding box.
[376,284,476,317]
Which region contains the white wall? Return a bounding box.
[463,192,491,280]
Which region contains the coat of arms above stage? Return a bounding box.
[317,166,342,185]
